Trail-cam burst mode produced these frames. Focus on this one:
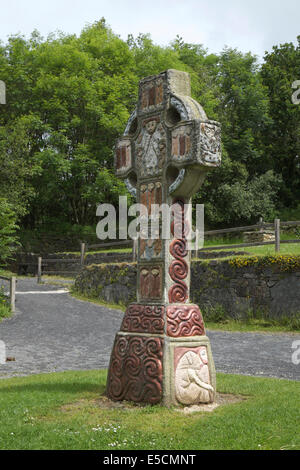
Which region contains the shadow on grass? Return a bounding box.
[0,382,106,394]
[0,370,108,395]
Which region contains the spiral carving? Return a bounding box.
[106,335,163,404]
[168,283,188,303]
[166,305,205,337]
[168,199,189,303]
[169,239,188,259]
[169,259,188,281]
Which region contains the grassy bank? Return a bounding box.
[70,290,300,334]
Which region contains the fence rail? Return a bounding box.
[35,218,300,282]
[37,256,83,283]
[197,219,300,255]
[0,275,16,313]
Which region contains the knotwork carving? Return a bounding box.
[121,304,165,334]
[166,305,205,337]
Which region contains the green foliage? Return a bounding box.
[0,286,11,321]
[200,167,282,225]
[1,20,136,227]
[228,254,300,272]
[261,37,300,207]
[203,302,300,332]
[0,199,19,264]
[0,21,299,232]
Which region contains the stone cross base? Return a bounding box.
[106,303,216,406]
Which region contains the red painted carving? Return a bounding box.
[141,88,148,109]
[121,304,165,334]
[166,305,205,337]
[140,79,163,110]
[116,142,131,170]
[140,266,162,300]
[179,135,186,155]
[148,86,155,106]
[121,146,126,166]
[106,335,163,404]
[169,200,189,303]
[116,148,121,169]
[156,83,163,104]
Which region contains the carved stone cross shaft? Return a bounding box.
[107,69,221,406]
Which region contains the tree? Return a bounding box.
[0,20,137,227]
[261,37,300,207]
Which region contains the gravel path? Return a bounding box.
[0,278,299,381]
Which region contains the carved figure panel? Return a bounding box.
[139,266,162,300]
[175,347,214,404]
[136,118,166,178]
[139,182,163,259]
[171,124,193,161]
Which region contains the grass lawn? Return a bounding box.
[198,236,300,258]
[204,320,300,334]
[79,241,300,258]
[0,370,299,450]
[224,243,300,258]
[0,303,11,322]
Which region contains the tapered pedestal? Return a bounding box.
[106,303,216,406]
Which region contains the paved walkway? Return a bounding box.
[0,278,299,381]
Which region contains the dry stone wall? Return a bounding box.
[75,258,300,318]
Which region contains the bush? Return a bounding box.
[0,287,10,320]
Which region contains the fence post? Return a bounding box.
[132,239,137,262]
[10,277,16,313]
[195,229,199,259]
[80,242,86,267]
[37,257,42,284]
[275,219,280,253]
[259,217,264,232]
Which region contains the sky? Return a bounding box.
[0,0,299,59]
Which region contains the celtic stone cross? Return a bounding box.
[107,69,221,406]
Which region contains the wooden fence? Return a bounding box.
[36,218,300,281]
[195,218,300,257]
[0,275,16,313]
[37,240,139,283]
[37,257,83,284]
[81,218,300,258]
